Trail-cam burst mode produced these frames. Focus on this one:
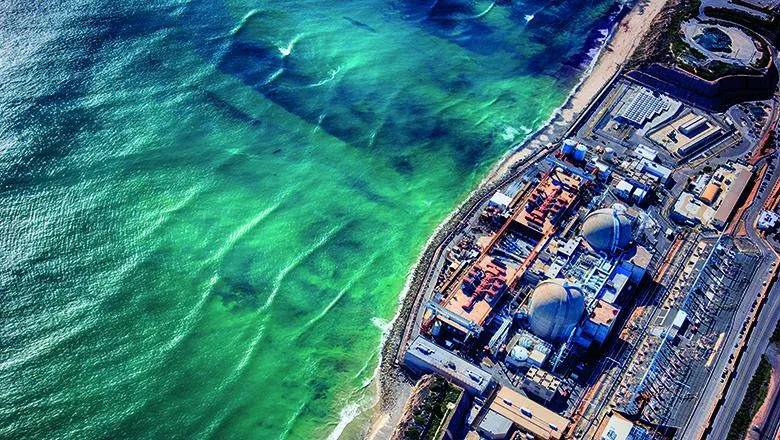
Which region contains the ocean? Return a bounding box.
[0,0,620,438]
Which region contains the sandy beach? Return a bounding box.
[360,0,672,438]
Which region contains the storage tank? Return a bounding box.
[561,139,576,156]
[602,147,615,161]
[573,144,587,161]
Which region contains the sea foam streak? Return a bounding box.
[277,33,303,57]
[206,201,284,266]
[326,401,365,440]
[258,222,347,314]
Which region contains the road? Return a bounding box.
[705,261,779,439]
[692,150,780,439]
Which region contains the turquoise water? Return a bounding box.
[694,27,733,53]
[0,0,619,438]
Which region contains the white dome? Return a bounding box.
[510,346,529,362]
[528,279,584,342]
[582,208,633,253]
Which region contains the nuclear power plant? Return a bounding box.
[394,21,779,436]
[400,152,663,438]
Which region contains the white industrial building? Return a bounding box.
[404,336,494,395]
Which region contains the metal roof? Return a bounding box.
[405,336,493,394]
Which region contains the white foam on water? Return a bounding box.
[500,125,533,142]
[304,65,342,88]
[470,1,496,19]
[258,222,346,314]
[278,33,303,57]
[371,316,391,334]
[326,401,363,440]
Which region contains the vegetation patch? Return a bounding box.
[399,375,463,440]
[770,318,780,345]
[626,0,702,68]
[727,355,772,439]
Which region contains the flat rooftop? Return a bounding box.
[648,112,722,157]
[617,88,670,127]
[673,162,753,228]
[405,336,493,394]
[440,256,516,330]
[673,192,715,225]
[488,386,570,440]
[525,367,562,391]
[590,300,619,326]
[599,413,651,440]
[713,163,752,226]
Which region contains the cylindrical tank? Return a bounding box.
[561,139,576,156]
[602,147,615,161]
[573,144,587,161]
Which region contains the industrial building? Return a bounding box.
[404,336,494,395]
[473,386,570,440]
[651,308,688,340]
[598,413,652,440]
[513,205,649,352]
[648,112,724,158]
[581,208,634,254]
[423,166,587,345]
[578,300,620,346]
[757,210,779,230]
[614,179,649,204]
[406,152,657,440]
[510,167,585,241]
[527,279,585,343]
[488,191,513,212]
[711,163,753,229]
[521,367,562,402]
[672,162,753,228]
[633,144,659,162]
[637,159,672,184]
[423,256,513,344]
[505,330,553,370]
[616,88,671,128]
[672,193,716,226]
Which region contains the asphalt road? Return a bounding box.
[696,151,780,439]
[705,264,779,439]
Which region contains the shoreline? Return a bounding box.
[341,0,673,437]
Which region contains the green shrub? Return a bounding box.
[727,356,772,439]
[771,318,780,345]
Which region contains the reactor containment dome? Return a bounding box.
[528,279,585,343]
[581,208,633,254]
